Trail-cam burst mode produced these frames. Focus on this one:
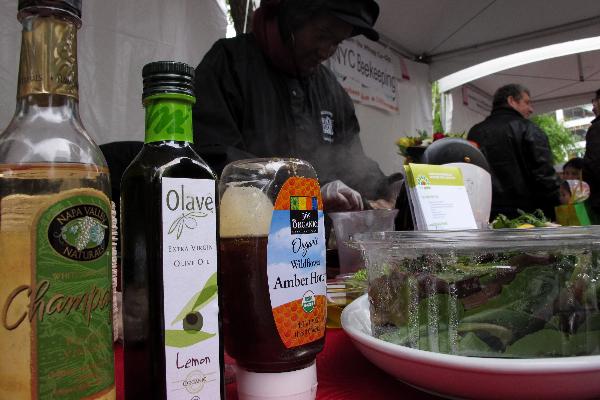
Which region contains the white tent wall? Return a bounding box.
[355,59,432,175]
[446,87,490,135]
[0,0,227,144]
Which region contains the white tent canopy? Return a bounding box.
[468,49,600,115]
[375,0,600,111]
[376,0,600,79]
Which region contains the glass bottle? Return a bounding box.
[219,158,327,400]
[121,61,223,399]
[0,1,115,399]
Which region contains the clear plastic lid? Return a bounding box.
[219,158,319,201]
[354,226,600,359]
[350,226,600,255]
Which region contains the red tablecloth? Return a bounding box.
[115,329,440,399]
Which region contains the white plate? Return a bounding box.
[341,294,600,400]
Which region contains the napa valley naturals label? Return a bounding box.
[161,178,220,399]
[267,177,326,348]
[1,192,114,399]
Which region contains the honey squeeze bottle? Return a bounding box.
[219,158,327,400]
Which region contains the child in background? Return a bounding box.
[562,157,584,180]
[559,179,590,205]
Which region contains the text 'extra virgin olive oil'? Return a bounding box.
[121,61,224,399]
[0,1,115,399]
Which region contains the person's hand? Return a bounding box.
[321,180,363,211]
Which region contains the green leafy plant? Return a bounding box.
[531,114,578,163]
[432,81,444,133]
[491,209,554,229]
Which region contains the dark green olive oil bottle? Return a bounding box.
[121,61,223,399]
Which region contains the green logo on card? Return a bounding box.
[416,175,431,187]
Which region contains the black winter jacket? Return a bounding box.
[467,107,560,219]
[191,34,388,200]
[583,116,600,211]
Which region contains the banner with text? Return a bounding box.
[328,37,403,114]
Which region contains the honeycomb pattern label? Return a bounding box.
[273,177,323,210]
[272,295,326,348]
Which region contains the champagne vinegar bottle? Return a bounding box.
[0,1,116,399]
[121,61,223,399]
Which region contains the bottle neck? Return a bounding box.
[143,93,195,144]
[17,13,80,104]
[13,94,81,124]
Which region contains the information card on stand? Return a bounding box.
[405,163,477,230]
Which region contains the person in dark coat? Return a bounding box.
[467,83,561,220]
[583,89,600,220]
[192,0,391,211]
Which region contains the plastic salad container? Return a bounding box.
[350,227,600,358]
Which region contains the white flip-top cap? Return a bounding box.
[236,362,318,400]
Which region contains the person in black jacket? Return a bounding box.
[192,0,392,211]
[467,84,561,220]
[583,89,600,220]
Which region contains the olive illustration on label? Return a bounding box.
[165,272,218,348]
[183,311,203,331]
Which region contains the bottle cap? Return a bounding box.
[18,0,82,19]
[142,61,195,100]
[235,362,318,400]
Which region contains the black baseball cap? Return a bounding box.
[323,0,380,41]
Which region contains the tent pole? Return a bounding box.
[243,0,251,33]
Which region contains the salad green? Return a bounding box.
[491,209,556,229]
[370,251,600,358]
